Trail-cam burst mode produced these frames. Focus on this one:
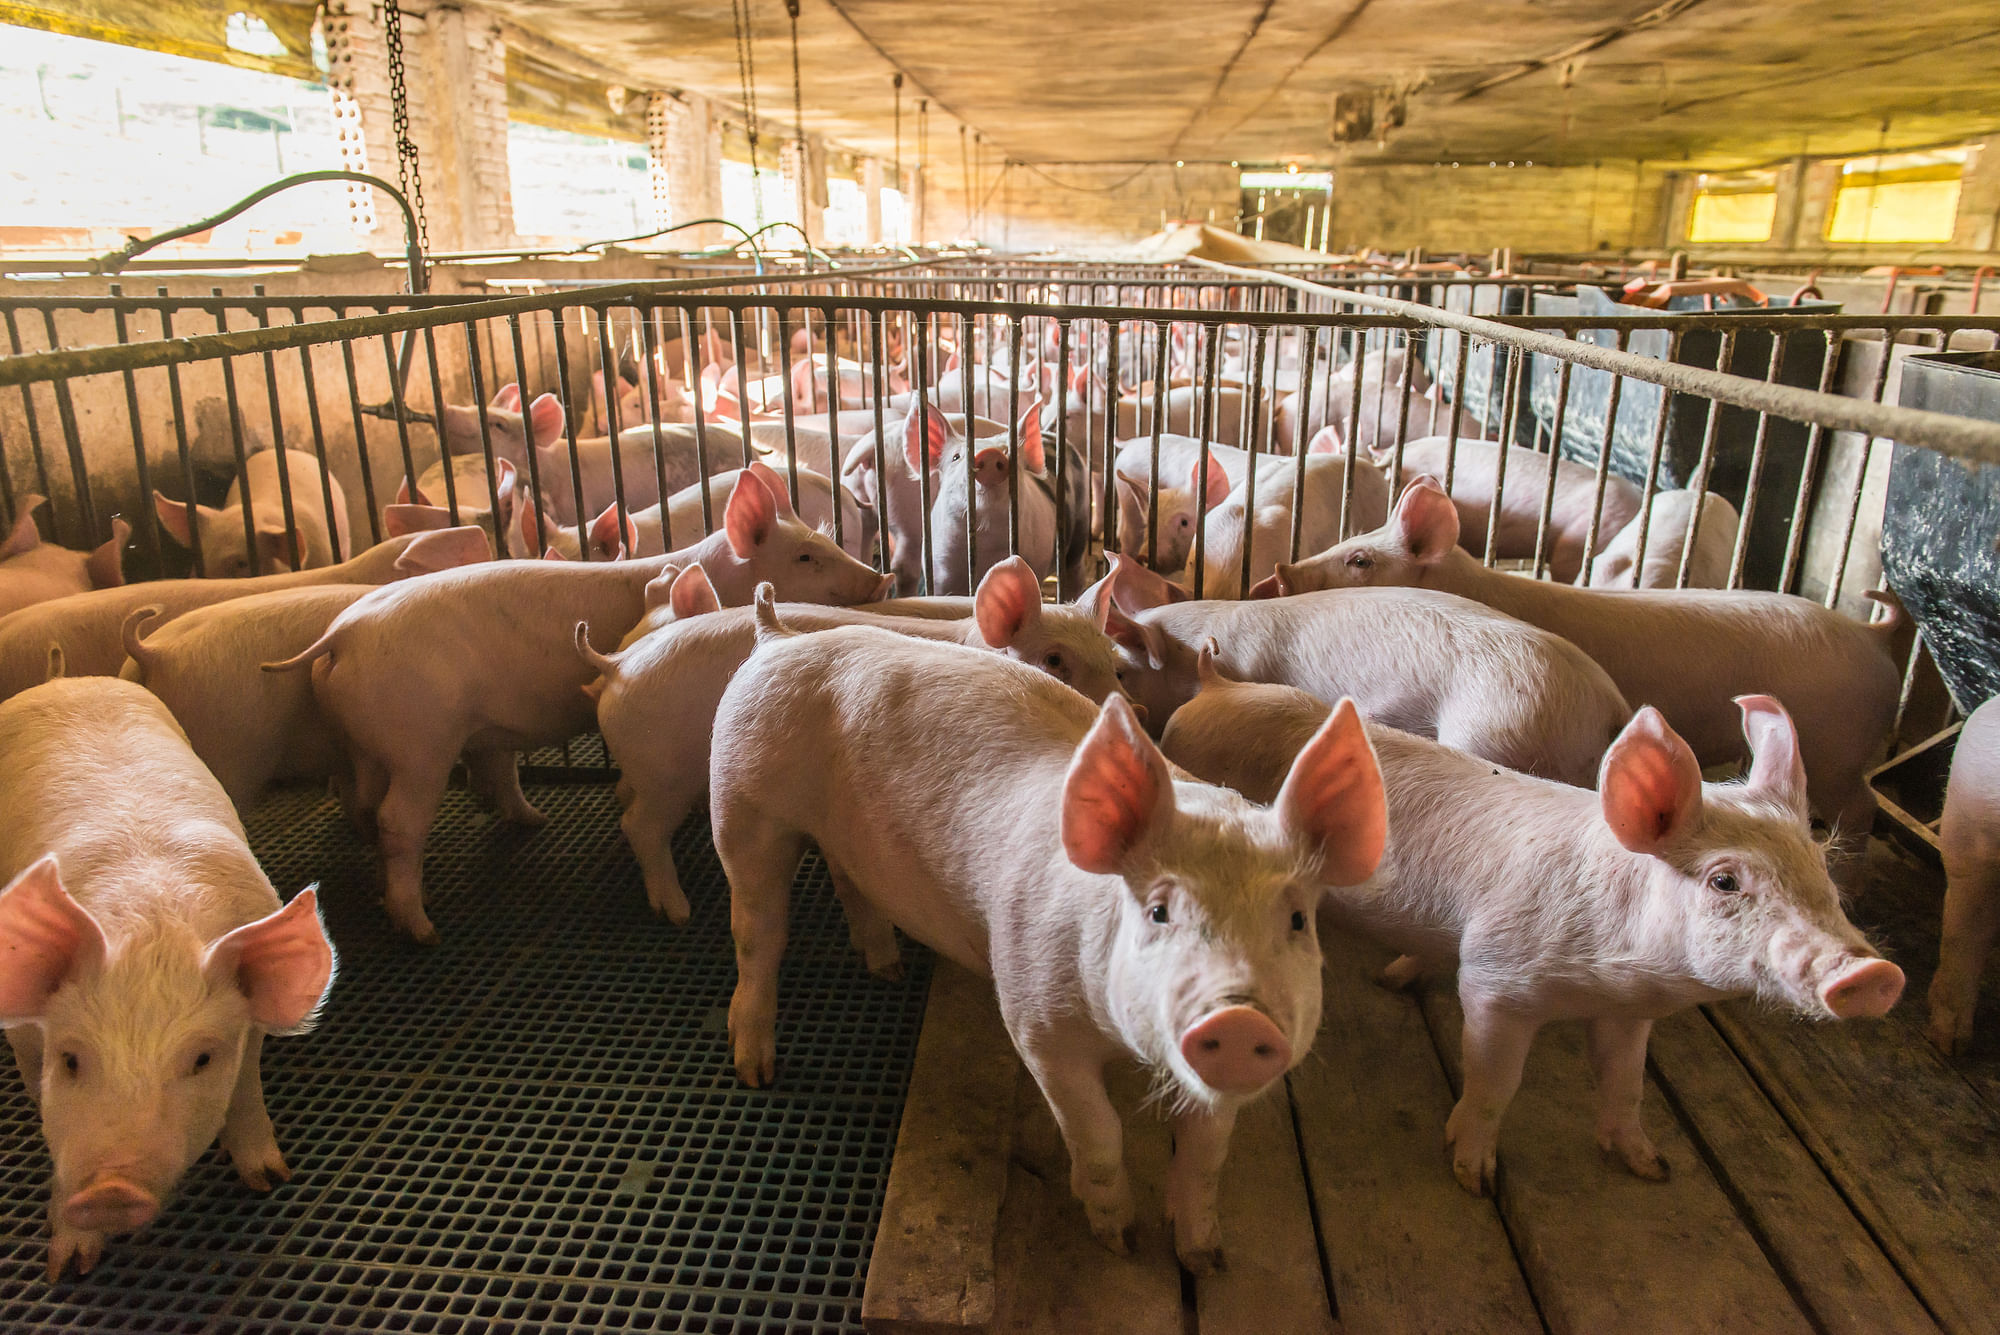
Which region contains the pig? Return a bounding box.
[0,678,337,1279]
[118,586,373,817]
[1266,477,1905,864]
[1927,696,2000,1056]
[1190,451,1392,599]
[592,362,695,434]
[582,464,871,563]
[437,382,567,473]
[1587,488,1742,590]
[0,496,128,620]
[1344,435,1642,583]
[920,400,1087,595]
[1282,344,1432,451]
[710,601,1385,1269]
[265,466,890,943]
[1160,658,1904,1194]
[1099,553,1630,787]
[850,404,952,597]
[153,449,352,577]
[534,419,752,527]
[0,526,490,703]
[1110,436,1249,573]
[385,456,520,556]
[586,557,1137,920]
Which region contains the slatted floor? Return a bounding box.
[869,835,2000,1335]
[0,777,933,1333]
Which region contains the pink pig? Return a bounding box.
[0,496,127,620]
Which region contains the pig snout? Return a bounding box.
[1179,1004,1292,1095]
[1819,957,1906,1020]
[63,1173,160,1235]
[973,449,1009,489]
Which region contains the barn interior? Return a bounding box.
[0,1,1998,1331]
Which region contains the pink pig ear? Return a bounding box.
[902,404,949,473]
[1275,698,1387,887]
[1015,401,1045,474]
[746,461,798,520]
[974,556,1043,649]
[1737,694,1808,816]
[526,393,566,450]
[203,888,335,1033]
[491,382,523,412]
[1395,477,1458,562]
[0,494,44,560]
[1189,454,1231,513]
[0,857,107,1025]
[1599,706,1704,855]
[588,502,630,560]
[153,491,196,548]
[382,503,450,537]
[394,525,492,574]
[1062,695,1175,875]
[723,466,778,556]
[87,517,129,589]
[670,563,721,619]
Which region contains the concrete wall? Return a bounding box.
[924,163,1242,252]
[1325,161,1672,256]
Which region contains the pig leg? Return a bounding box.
[373,759,453,944]
[1587,1015,1669,1181]
[613,770,695,924]
[1445,992,1540,1196]
[1929,846,2000,1056]
[7,1026,42,1101]
[47,1198,107,1281]
[1018,1037,1135,1252]
[1165,1104,1238,1273]
[827,864,903,980]
[1377,953,1430,990]
[219,1033,291,1192]
[465,746,546,827]
[718,814,808,1088]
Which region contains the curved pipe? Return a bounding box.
[739,220,838,271]
[569,218,765,273]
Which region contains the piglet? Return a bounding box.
[386,457,519,556]
[711,600,1384,1269]
[583,464,870,563]
[1587,488,1741,590]
[921,399,1085,594]
[1190,450,1390,598]
[267,466,889,943]
[1161,656,1903,1194]
[0,496,127,620]
[154,449,352,576]
[0,678,336,1279]
[0,526,491,703]
[1928,696,2000,1056]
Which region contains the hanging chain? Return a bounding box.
[892,72,902,189]
[730,0,764,225]
[786,1,804,153]
[378,0,429,266]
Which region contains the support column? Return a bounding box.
[909,166,925,246]
[1952,135,2000,253]
[781,135,827,246]
[1770,157,1808,250]
[862,157,884,244]
[653,90,725,247]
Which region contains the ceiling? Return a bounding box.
[480,0,2000,172]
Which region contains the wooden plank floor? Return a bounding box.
[865,836,2000,1334]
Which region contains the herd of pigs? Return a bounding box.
[0,316,1992,1291]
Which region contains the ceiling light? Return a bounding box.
[1286,162,1300,174]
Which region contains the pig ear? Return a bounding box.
[153,491,196,548]
[1275,698,1388,888]
[203,888,336,1034]
[1103,599,1163,669]
[87,518,129,589]
[1737,694,1808,816]
[902,405,949,473]
[1599,706,1704,855]
[394,525,492,574]
[1395,477,1459,562]
[1189,455,1232,512]
[671,563,721,619]
[383,504,451,537]
[1107,551,1191,611]
[588,503,624,560]
[974,556,1042,648]
[747,461,798,520]
[255,525,308,570]
[1,495,44,560]
[518,499,546,558]
[1016,401,1045,474]
[1062,695,1176,875]
[1195,637,1231,689]
[0,857,107,1025]
[527,393,566,449]
[723,466,778,556]
[493,456,518,499]
[640,563,683,612]
[491,382,523,412]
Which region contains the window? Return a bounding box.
[1686,170,1778,243]
[718,157,796,244]
[1827,148,1965,244]
[506,121,649,241]
[882,186,909,247]
[823,176,866,247]
[1240,169,1333,191]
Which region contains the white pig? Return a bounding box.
[436,382,567,473]
[582,464,870,563]
[922,400,1069,595]
[0,678,336,1279]
[265,466,890,943]
[384,456,520,556]
[1267,477,1905,863]
[1161,658,1904,1195]
[711,605,1384,1270]
[585,557,1137,920]
[1190,451,1391,599]
[1927,696,2000,1056]
[1587,488,1742,590]
[153,449,352,576]
[0,496,127,620]
[1100,553,1630,786]
[0,526,491,703]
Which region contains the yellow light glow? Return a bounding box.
[1687,191,1777,243]
[1826,179,1962,243]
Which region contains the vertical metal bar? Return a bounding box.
[1530,360,1571,581]
[214,297,259,568]
[1189,325,1222,599]
[1579,329,1631,581]
[1442,333,1470,496]
[1623,331,1685,588]
[461,318,504,548]
[1006,316,1025,566]
[549,312,593,560]
[108,291,162,570]
[291,305,341,562]
[338,326,383,548]
[251,287,302,569]
[915,314,935,594]
[638,305,673,554]
[1289,318,1319,561]
[505,314,547,556]
[1481,345,1523,569]
[158,300,204,572]
[595,305,633,549]
[1666,331,1735,589]
[1824,326,1897,608]
[1101,318,1121,552]
[5,309,54,508]
[870,307,891,575]
[420,325,456,525]
[379,331,420,505]
[680,307,715,536]
[1237,324,1269,599]
[775,305,803,513]
[729,306,754,468]
[1054,316,1073,599]
[1721,333,1787,590]
[1145,322,1169,567]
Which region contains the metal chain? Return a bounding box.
[730,0,763,225]
[379,0,429,263]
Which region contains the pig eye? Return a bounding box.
[796,552,813,564]
[1290,911,1306,932]
[1345,553,1372,569]
[1708,872,1741,895]
[60,1052,78,1078]
[1148,903,1170,925]
[192,1051,212,1073]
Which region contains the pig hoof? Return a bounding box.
[47,1227,104,1282]
[1924,1002,1971,1057]
[1177,1245,1226,1276]
[868,957,906,983]
[501,804,548,829]
[1088,1221,1136,1255]
[1450,1152,1497,1197]
[647,887,693,924]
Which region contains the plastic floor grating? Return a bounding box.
[0,769,934,1333]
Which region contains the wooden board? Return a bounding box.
[986,1061,1186,1334]
[1708,998,2000,1335]
[1289,936,1540,1335]
[863,960,1021,1335]
[1420,986,1815,1335]
[1646,1009,1940,1335]
[1194,1087,1337,1335]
